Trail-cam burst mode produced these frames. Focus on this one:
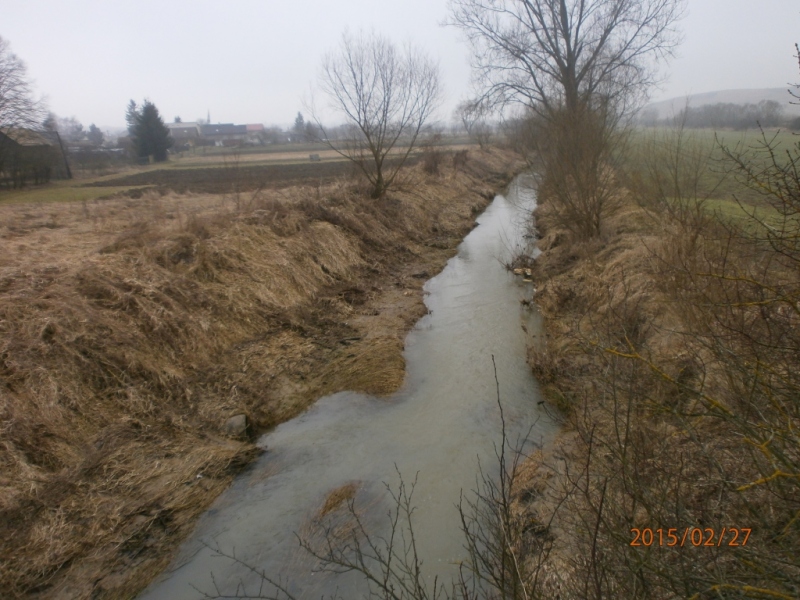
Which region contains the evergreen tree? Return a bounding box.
[42,112,58,132]
[125,100,139,135]
[130,100,173,162]
[87,124,104,147]
[293,111,305,142]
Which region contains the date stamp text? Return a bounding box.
[630,527,752,547]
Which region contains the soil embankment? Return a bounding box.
[0,148,522,598]
[517,182,800,595]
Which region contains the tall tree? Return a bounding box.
[313,31,441,198]
[293,111,305,142]
[0,36,47,175]
[87,123,104,147]
[0,36,45,132]
[448,0,685,119]
[448,0,684,237]
[129,100,173,162]
[455,99,493,148]
[58,116,84,143]
[125,100,139,135]
[304,120,321,142]
[42,112,57,132]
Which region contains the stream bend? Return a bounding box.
[139,173,556,599]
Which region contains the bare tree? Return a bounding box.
[0,36,45,132]
[312,31,441,199]
[57,115,85,143]
[455,100,493,148]
[0,36,47,176]
[448,0,684,238]
[447,0,684,119]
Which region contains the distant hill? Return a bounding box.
[646,88,800,119]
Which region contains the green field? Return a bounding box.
[628,126,799,229]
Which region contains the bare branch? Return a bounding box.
[447,0,685,119]
[311,31,441,199]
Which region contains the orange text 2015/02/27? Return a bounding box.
[630,527,752,548]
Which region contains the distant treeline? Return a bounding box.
[640,100,800,130]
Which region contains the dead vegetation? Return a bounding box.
[517,128,800,598]
[318,482,360,518]
[0,148,521,599]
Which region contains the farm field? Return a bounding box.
[83,158,361,194]
[516,120,800,598]
[626,126,799,223]
[0,143,470,203]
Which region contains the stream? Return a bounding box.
[139,173,557,599]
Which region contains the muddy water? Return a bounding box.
[139,174,556,599]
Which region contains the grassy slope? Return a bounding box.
[515,130,800,598]
[0,148,522,599]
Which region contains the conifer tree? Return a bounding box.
[129,100,172,162]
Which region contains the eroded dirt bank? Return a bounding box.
[0,148,522,599]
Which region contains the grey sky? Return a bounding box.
[4,0,799,130]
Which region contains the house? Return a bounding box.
[0,128,71,188]
[166,122,202,148]
[163,121,269,149]
[197,123,267,146]
[245,123,265,145]
[200,123,248,146]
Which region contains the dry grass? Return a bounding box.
[519,136,800,598]
[318,482,360,518]
[0,147,523,598]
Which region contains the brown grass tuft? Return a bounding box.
[0,147,523,598]
[318,482,360,517]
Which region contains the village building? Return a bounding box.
[194,123,266,147]
[133,121,270,153]
[200,123,249,146]
[165,122,202,148]
[0,128,71,188]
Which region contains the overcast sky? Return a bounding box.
[4,0,800,131]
